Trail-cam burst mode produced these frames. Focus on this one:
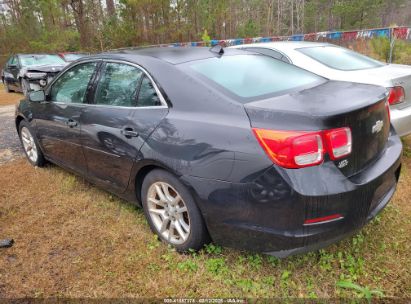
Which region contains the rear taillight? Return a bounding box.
[252,129,323,168]
[253,127,352,169]
[324,127,352,160]
[387,86,405,105]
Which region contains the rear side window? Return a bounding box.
[298,46,384,71]
[50,62,97,103]
[94,63,143,107]
[137,76,162,107]
[186,54,323,101]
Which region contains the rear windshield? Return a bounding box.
[298,46,384,71]
[184,54,324,102]
[20,54,66,66]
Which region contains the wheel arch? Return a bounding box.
[15,115,25,133]
[133,161,180,204]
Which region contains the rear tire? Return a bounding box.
[141,169,209,252]
[18,120,45,167]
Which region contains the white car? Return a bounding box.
[231,42,411,136]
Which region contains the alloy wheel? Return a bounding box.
[147,181,190,245]
[20,127,38,163]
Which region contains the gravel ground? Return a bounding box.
[0,105,24,164]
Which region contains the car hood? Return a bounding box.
[24,64,67,73]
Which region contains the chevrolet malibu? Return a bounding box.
[231,42,411,137]
[15,47,402,257]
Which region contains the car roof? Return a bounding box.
[235,41,332,51]
[101,47,250,64]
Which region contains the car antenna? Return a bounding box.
[209,45,224,55]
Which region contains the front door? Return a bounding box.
[33,61,99,174]
[81,61,168,192]
[4,56,20,89]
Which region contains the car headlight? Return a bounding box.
[25,72,47,79]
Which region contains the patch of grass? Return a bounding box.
[205,257,228,276]
[0,143,411,298]
[337,280,384,302]
[177,259,198,272]
[0,83,22,106]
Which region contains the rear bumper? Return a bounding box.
[391,105,411,137]
[182,133,402,256]
[265,180,397,258]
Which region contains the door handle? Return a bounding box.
[121,127,139,138]
[66,119,78,128]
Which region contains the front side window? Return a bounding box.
[137,75,162,107]
[297,46,384,71]
[50,62,97,103]
[185,54,324,102]
[8,56,17,66]
[94,63,143,107]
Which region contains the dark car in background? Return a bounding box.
[15,47,402,256]
[2,54,67,95]
[58,52,90,62]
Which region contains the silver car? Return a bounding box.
[231,42,411,136]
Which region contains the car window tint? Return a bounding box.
[50,62,97,103]
[298,46,384,70]
[187,54,323,101]
[9,56,17,65]
[94,63,142,107]
[247,47,289,63]
[137,76,162,107]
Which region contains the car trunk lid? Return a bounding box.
[244,81,390,177]
[342,64,411,109]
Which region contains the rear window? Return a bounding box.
[298,46,384,71]
[185,54,324,102]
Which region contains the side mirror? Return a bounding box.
[28,90,46,103]
[8,64,17,68]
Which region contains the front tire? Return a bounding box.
[18,121,45,167]
[3,80,11,93]
[141,169,209,252]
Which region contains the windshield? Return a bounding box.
[20,54,66,66]
[62,53,88,61]
[298,46,384,71]
[185,54,324,102]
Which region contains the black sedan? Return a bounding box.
[2,54,67,95]
[15,47,402,257]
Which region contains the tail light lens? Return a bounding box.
[253,127,352,169]
[387,86,405,105]
[324,127,352,160]
[252,129,323,168]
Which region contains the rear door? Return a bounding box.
[81,61,168,193]
[33,61,99,174]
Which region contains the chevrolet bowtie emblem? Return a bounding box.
[372,120,384,134]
